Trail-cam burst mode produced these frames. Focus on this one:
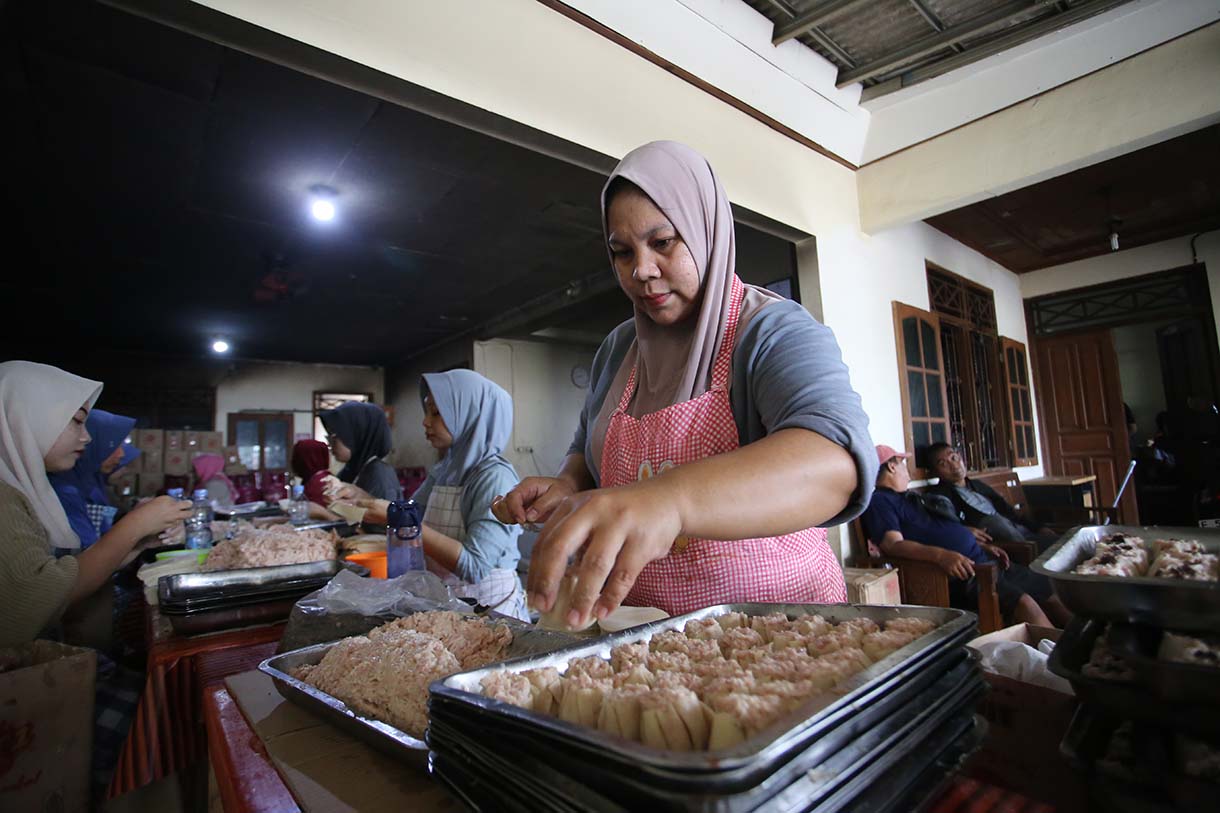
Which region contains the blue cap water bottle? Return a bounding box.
[386,499,424,577]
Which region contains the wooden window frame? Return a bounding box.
[892,302,952,480]
[1000,337,1038,467]
[227,412,294,472]
[312,391,374,444]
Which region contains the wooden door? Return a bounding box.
[1034,329,1138,523]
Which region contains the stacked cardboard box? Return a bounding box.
[125,428,224,495]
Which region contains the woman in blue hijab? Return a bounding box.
[49,409,141,549]
[340,371,525,618]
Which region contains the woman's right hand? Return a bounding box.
[493,477,577,526]
[120,496,193,541]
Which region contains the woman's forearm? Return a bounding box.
[557,453,596,492]
[421,524,464,573]
[69,523,144,603]
[642,428,857,541]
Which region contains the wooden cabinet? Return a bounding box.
[1021,475,1098,530]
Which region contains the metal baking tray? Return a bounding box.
[258,619,580,763]
[427,638,978,793]
[427,651,983,813]
[214,502,278,519]
[1106,624,1220,707]
[159,584,319,614]
[1049,618,1219,738]
[161,596,301,636]
[1031,525,1220,631]
[158,559,362,605]
[1060,704,1217,813]
[432,603,974,775]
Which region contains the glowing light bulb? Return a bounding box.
[212,339,230,354]
[311,198,336,222]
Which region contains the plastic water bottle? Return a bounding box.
[167,487,185,500]
[386,500,424,577]
[184,488,214,550]
[289,484,309,525]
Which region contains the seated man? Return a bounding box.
[926,442,1057,552]
[862,444,1070,627]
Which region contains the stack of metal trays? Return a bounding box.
[428,603,986,812]
[158,559,367,635]
[1033,525,1220,809]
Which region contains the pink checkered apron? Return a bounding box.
[602,275,847,615]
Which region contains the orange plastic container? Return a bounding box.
[345,551,387,579]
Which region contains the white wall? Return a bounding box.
[385,339,474,469]
[1020,233,1220,353]
[214,360,384,441]
[473,339,597,479]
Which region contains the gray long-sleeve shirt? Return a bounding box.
[569,300,877,527]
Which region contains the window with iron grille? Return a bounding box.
[313,392,373,443]
[889,267,1038,475]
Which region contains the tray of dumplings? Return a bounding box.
[429,604,976,776]
[1031,525,1220,631]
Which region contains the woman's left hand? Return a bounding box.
[527,483,683,630]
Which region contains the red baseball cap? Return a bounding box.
[876,444,911,465]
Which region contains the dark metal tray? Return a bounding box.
[1031,525,1220,631]
[258,619,579,764]
[427,635,978,793]
[432,603,974,775]
[158,559,362,605]
[427,650,983,813]
[1049,618,1219,738]
[162,596,300,636]
[1060,704,1218,813]
[1106,624,1220,707]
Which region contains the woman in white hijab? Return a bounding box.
[0,361,192,646]
[497,142,875,629]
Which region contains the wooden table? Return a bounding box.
[204,671,1055,813]
[105,599,287,799]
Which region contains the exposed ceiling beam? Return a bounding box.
[760,0,856,68]
[836,0,1049,87]
[906,0,965,54]
[772,0,872,46]
[876,0,1135,89]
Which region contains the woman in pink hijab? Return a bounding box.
[191,453,236,505]
[498,142,876,627]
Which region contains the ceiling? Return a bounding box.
[927,123,1220,273]
[0,1,795,367]
[745,0,1140,98]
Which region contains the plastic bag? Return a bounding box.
[974,640,1074,694]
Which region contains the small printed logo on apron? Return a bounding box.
[637,459,691,553]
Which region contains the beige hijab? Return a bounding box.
[0,361,103,549]
[589,141,784,471]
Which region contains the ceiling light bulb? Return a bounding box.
[311,198,336,222]
[212,339,230,354]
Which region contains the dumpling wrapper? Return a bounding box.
[598,606,668,633]
[537,573,597,632]
[330,501,367,525]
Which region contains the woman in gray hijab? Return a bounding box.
[497,141,875,628]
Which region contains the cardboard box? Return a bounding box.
[201,431,223,453]
[141,448,163,474]
[964,623,1084,809]
[0,641,96,813]
[138,472,165,497]
[163,448,191,476]
[135,428,163,450]
[164,431,184,451]
[842,567,901,605]
[222,445,248,476]
[183,431,203,452]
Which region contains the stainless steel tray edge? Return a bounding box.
[432,603,974,774]
[1031,525,1220,630]
[158,559,364,603]
[259,641,431,763]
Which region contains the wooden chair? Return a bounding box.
[848,518,1004,634]
[934,470,1039,565]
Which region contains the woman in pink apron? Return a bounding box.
[496,141,876,628]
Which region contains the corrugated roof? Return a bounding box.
[744,0,1140,97]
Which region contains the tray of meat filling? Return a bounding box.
[1031,526,1220,631]
[1049,618,1220,739]
[1104,624,1220,707]
[258,610,577,765]
[427,647,984,812]
[429,603,975,779]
